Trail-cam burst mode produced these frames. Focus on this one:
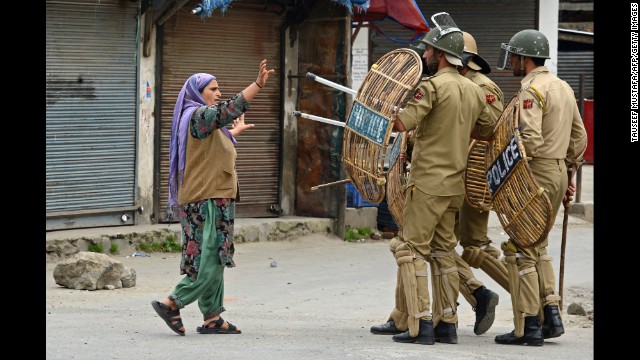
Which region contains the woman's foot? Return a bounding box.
[204,316,235,330]
[197,316,242,334]
[151,299,185,335]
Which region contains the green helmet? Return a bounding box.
[506,29,550,59]
[410,40,427,58]
[497,29,550,70]
[418,26,464,66]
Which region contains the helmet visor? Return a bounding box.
[430,12,461,40]
[496,43,512,71]
[431,12,459,30]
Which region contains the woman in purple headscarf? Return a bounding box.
[152,59,275,336]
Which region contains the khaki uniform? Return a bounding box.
[390,67,495,326]
[454,70,506,306]
[506,66,587,325]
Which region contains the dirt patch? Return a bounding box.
[562,286,594,329]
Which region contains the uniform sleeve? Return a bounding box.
[396,81,436,131]
[517,88,544,158]
[480,83,504,122]
[473,87,497,138]
[190,92,250,139]
[565,101,588,168]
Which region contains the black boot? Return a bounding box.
[392,319,435,345]
[542,304,565,339]
[495,316,544,346]
[472,286,499,335]
[370,319,402,335]
[434,321,458,344]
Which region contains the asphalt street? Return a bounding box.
[46,210,593,360]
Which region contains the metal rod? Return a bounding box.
[293,111,401,139]
[288,74,346,79]
[306,72,357,95]
[305,73,404,113]
[292,111,403,142]
[293,111,345,127]
[311,178,352,191]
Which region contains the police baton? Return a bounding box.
[558,167,575,311]
[558,199,569,311]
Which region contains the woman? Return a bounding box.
[151,59,275,335]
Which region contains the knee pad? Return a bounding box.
[389,237,404,254]
[462,246,509,293]
[482,243,502,259]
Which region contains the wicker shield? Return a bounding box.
[386,132,409,228]
[342,49,423,204]
[464,139,492,211]
[485,95,554,248]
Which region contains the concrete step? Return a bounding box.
[46,216,334,263]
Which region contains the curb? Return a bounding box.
[46,217,335,262]
[568,201,593,223]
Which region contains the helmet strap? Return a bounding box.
[520,55,525,75]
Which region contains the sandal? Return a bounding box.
[151,300,185,336]
[196,317,241,334]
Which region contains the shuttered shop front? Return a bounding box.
[369,0,537,99]
[46,0,140,230]
[557,51,593,99]
[159,6,284,220]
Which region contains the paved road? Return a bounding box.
[46,212,593,360]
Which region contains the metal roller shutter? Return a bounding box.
[557,51,594,99]
[46,0,140,230]
[369,0,537,99]
[159,5,283,220]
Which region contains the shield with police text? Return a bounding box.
[485,95,554,248]
[342,48,423,204]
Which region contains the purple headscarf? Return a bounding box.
[168,73,216,211]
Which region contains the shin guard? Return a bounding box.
[429,251,460,326]
[453,251,482,308]
[535,249,562,323]
[536,251,559,307]
[395,242,422,337]
[502,241,540,338]
[389,238,409,331]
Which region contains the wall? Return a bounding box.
[136,11,157,225]
[281,25,299,216]
[539,0,560,75]
[295,4,349,218]
[351,27,368,92]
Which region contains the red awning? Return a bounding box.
[353,0,430,33]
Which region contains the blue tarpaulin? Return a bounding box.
[193,0,428,44]
[197,0,236,16]
[196,0,372,16]
[332,0,371,14]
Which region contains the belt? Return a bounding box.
[529,157,563,164]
